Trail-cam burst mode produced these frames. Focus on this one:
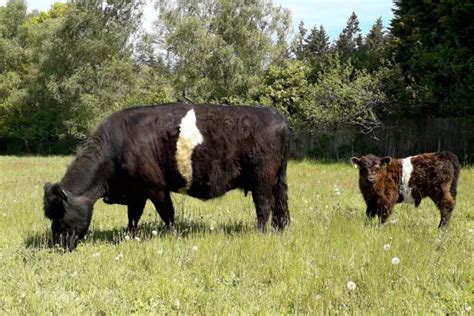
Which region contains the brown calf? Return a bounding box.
[351,151,460,228]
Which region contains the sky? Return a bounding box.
[1,0,395,40]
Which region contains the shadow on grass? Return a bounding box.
[24,218,254,250]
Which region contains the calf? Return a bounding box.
[43,103,290,251]
[351,152,460,228]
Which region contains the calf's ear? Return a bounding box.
[350,157,361,168]
[381,157,392,167]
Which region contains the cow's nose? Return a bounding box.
[366,178,375,185]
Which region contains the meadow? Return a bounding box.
[0,156,472,314]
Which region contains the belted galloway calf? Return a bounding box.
[351,152,460,228]
[43,103,290,251]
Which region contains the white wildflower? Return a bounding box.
[346,281,357,290]
[134,236,141,241]
[151,230,158,236]
[391,257,400,265]
[174,299,181,309]
[192,245,198,252]
[124,235,131,241]
[383,244,391,251]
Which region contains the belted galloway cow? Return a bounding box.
[44,103,290,250]
[351,152,460,228]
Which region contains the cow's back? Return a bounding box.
[96,103,289,199]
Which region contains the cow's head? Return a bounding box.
[43,182,93,251]
[351,155,392,187]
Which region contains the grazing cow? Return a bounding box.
[43,103,290,251]
[351,152,460,228]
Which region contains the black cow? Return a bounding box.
[43,103,290,250]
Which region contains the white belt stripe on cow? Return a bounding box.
[176,109,203,192]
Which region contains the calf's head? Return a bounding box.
[351,154,392,187]
[43,182,93,251]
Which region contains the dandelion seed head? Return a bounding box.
[383,244,391,251]
[124,235,131,241]
[192,245,198,252]
[152,230,158,236]
[391,257,400,265]
[71,271,78,278]
[346,281,357,290]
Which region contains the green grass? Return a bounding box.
[0,156,472,314]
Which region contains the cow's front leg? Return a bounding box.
[150,191,175,229]
[127,198,146,234]
[252,184,274,232]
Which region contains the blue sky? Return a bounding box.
[1,0,394,40]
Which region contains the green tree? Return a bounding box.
[335,12,362,59]
[304,25,330,59]
[155,0,291,104]
[2,0,172,141]
[390,0,474,117]
[259,60,311,128]
[259,56,389,132]
[290,20,307,60]
[355,17,388,71]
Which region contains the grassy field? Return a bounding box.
[0,156,472,314]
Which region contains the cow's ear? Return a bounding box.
[381,157,392,167]
[51,183,68,201]
[351,157,361,168]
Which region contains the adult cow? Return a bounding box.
[351,152,460,228]
[43,103,290,251]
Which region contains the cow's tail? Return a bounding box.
[272,124,290,230]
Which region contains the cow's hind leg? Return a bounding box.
[150,191,175,229]
[271,170,290,231]
[434,182,455,229]
[252,183,274,232]
[128,198,146,233]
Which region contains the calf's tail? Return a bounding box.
[440,151,460,199]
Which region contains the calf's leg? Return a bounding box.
[434,183,456,229]
[379,204,393,225]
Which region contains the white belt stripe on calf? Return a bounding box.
[401,156,415,204]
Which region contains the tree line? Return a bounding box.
[0,0,473,143]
